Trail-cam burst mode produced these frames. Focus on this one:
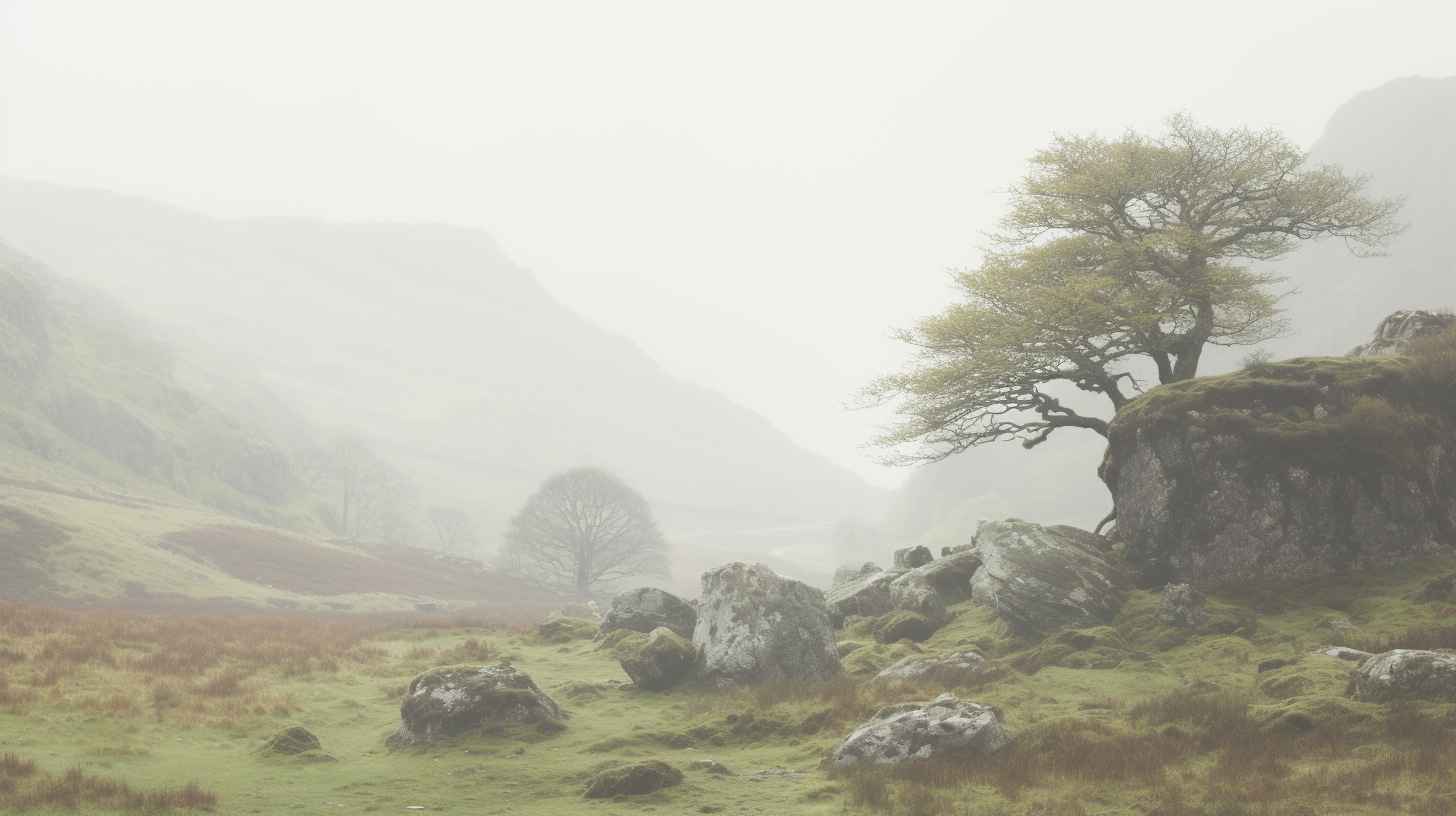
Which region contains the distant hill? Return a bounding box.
[1270,74,1456,357]
[0,178,882,568]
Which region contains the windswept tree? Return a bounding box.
[866,113,1403,462]
[498,467,669,597]
[424,505,478,553]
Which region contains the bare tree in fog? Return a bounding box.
[358,462,421,541]
[498,467,669,596]
[424,505,477,553]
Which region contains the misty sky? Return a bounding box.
[2,1,1455,487]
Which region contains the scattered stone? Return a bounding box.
[893,546,934,570]
[1347,309,1455,357]
[875,649,986,682]
[871,610,940,644]
[1314,646,1374,662]
[583,759,684,798]
[538,615,598,643]
[1155,584,1209,629]
[553,602,600,621]
[694,563,841,686]
[386,663,565,747]
[1316,617,1357,633]
[941,544,975,558]
[823,569,902,627]
[1347,650,1456,703]
[258,726,336,761]
[690,759,733,775]
[617,627,695,691]
[971,520,1131,639]
[833,562,883,588]
[599,587,697,639]
[831,693,1008,767]
[749,766,806,781]
[889,550,983,615]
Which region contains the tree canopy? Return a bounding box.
[866,113,1403,462]
[498,467,669,596]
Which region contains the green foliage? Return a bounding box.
[867,114,1402,461]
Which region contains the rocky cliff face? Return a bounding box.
[1103,351,1456,588]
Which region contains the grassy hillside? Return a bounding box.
[5,543,1456,814]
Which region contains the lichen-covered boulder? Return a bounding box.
[693,562,841,686]
[889,550,983,615]
[1155,584,1209,629]
[833,561,883,588]
[386,663,565,747]
[583,759,683,798]
[617,627,695,691]
[599,587,697,639]
[1347,310,1455,357]
[875,649,987,682]
[1347,650,1456,703]
[894,546,934,570]
[823,568,903,627]
[831,693,1007,767]
[970,520,1130,639]
[1103,353,1456,589]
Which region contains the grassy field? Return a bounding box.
[5,545,1456,815]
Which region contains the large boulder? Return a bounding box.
[693,562,841,686]
[823,568,903,627]
[1347,650,1456,703]
[386,663,565,747]
[894,546,934,570]
[830,693,1008,767]
[1103,353,1456,588]
[617,627,695,691]
[888,550,983,615]
[599,587,697,639]
[1347,310,1455,357]
[970,520,1130,639]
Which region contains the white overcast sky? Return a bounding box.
[2,1,1455,487]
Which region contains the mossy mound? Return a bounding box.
[617,628,694,691]
[842,642,922,677]
[257,726,335,761]
[872,610,940,644]
[582,759,684,798]
[1009,627,1135,674]
[538,616,598,643]
[1257,656,1355,700]
[594,628,638,650]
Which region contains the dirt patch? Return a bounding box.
[163,525,559,612]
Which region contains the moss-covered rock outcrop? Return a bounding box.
[616,627,694,691]
[1104,355,1456,588]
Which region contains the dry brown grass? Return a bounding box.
[0,754,215,813]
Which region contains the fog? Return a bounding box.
[4,2,1453,492]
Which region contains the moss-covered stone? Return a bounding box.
[872,610,940,644]
[594,628,638,650]
[582,759,683,798]
[386,662,565,747]
[258,726,335,761]
[1009,627,1133,674]
[538,615,598,643]
[1257,655,1356,700]
[617,627,694,691]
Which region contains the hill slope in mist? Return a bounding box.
[1272,74,1456,356]
[0,178,880,550]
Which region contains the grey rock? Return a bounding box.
[618,627,695,691]
[599,587,697,639]
[823,568,904,627]
[831,693,1008,767]
[894,546,934,570]
[386,663,564,747]
[1314,646,1374,662]
[875,649,987,682]
[833,561,883,588]
[941,544,975,558]
[970,520,1130,639]
[1047,525,1114,555]
[1155,584,1209,628]
[889,550,983,615]
[1347,309,1455,357]
[1347,649,1456,702]
[690,759,733,775]
[693,562,841,686]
